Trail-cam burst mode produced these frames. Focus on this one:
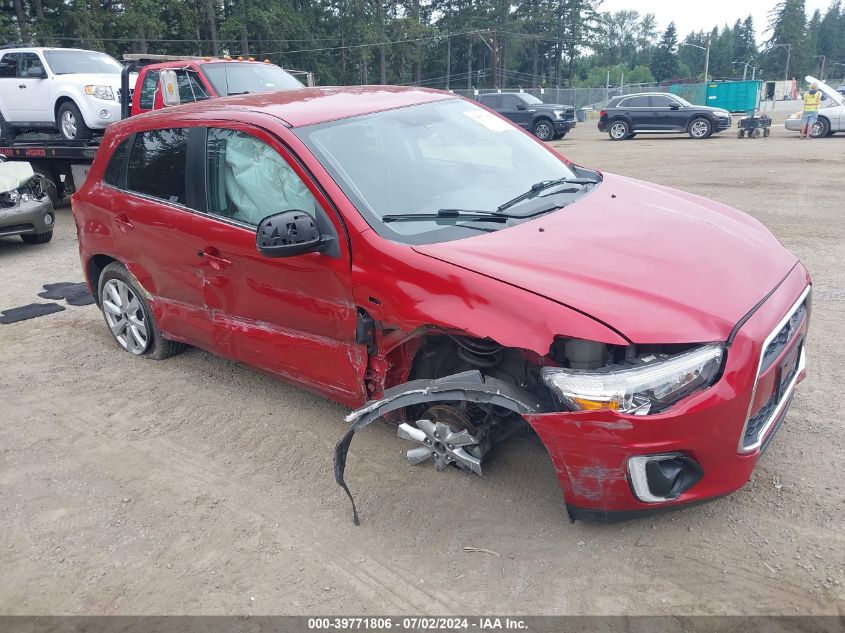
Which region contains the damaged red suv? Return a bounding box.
[72,87,810,523]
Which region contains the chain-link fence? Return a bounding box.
[448,83,665,109]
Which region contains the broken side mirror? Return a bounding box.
[256,210,333,258]
[159,69,181,107]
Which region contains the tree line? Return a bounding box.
[1,0,843,88]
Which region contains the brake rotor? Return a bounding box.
[397,404,484,475]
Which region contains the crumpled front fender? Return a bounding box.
[334,370,547,525]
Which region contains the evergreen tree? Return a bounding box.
[650,21,679,81]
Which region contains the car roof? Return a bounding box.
[0,47,100,53]
[135,85,456,128]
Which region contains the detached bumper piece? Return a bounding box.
[334,370,544,525]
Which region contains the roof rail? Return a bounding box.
[122,54,207,63]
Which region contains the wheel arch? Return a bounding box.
[86,254,118,305]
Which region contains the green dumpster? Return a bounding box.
[704,80,761,114]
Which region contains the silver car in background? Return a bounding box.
[785,75,844,138]
[0,160,54,244]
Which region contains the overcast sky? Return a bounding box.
[598,0,834,42]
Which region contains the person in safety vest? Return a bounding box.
[801,82,823,138]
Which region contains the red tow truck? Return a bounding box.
[0,55,311,202]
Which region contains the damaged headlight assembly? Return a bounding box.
[541,344,724,415]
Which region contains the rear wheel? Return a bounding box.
[21,231,52,245]
[97,262,183,359]
[688,117,712,139]
[608,120,629,141]
[532,119,555,141]
[57,101,92,141]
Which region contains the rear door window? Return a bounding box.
[126,128,189,204]
[104,139,129,187]
[620,96,650,108]
[480,94,501,109]
[0,53,20,78]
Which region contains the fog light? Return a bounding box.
[44,213,53,226]
[628,453,703,503]
[98,108,110,119]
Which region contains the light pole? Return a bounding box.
[732,57,755,81]
[680,38,711,82]
[814,54,826,80]
[771,43,791,82]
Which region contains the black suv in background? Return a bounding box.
[478,92,576,141]
[598,92,732,140]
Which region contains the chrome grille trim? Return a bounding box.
[737,285,810,453]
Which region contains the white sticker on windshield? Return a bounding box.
[463,110,515,133]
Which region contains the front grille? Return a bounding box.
[738,287,810,452]
[116,88,134,102]
[717,117,732,130]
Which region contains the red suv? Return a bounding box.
[71,87,810,523]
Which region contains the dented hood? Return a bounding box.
[413,173,798,344]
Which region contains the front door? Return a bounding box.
[14,52,51,123]
[190,123,366,406]
[500,94,532,129]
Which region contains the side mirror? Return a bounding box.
[669,103,680,110]
[159,69,181,107]
[26,66,46,79]
[256,210,333,258]
[516,103,527,110]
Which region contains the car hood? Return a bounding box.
[693,105,730,115]
[806,74,845,106]
[57,73,137,90]
[535,103,573,110]
[412,173,798,344]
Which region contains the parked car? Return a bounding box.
[477,92,575,140]
[0,158,54,243]
[0,47,134,142]
[72,87,810,522]
[598,92,733,140]
[126,56,304,117]
[785,75,843,137]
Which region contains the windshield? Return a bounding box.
[295,99,588,245]
[521,94,543,105]
[43,50,123,75]
[201,63,302,96]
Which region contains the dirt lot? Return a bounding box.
[1,122,843,616]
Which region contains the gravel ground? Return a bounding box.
[0,121,843,616]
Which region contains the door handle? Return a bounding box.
[114,214,134,232]
[197,247,232,270]
[18,84,26,89]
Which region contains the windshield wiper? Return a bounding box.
[382,208,515,224]
[497,177,599,212]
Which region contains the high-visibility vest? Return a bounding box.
[803,91,822,112]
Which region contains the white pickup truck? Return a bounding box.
[0,47,135,141]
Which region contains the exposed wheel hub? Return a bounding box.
[398,405,484,475]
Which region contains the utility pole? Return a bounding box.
[491,31,498,89]
[446,35,451,90]
[703,34,711,83]
[466,36,472,90]
[815,55,826,80]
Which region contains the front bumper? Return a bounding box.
[524,263,811,521]
[716,116,732,131]
[0,196,54,237]
[80,96,123,130]
[554,119,575,134]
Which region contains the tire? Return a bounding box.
[57,101,92,141]
[737,129,745,138]
[810,117,829,138]
[0,111,13,143]
[688,117,712,139]
[21,230,52,244]
[553,132,567,140]
[626,133,637,139]
[532,119,555,141]
[608,119,630,141]
[763,128,770,138]
[752,128,761,139]
[97,262,183,360]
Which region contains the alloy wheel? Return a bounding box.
[102,279,150,354]
[398,418,483,475]
[690,120,709,138]
[610,122,628,139]
[534,122,553,141]
[61,111,77,139]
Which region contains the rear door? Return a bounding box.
[618,95,652,130]
[116,126,217,349]
[188,123,366,405]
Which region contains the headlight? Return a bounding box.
[84,85,115,100]
[553,110,565,119]
[541,345,723,415]
[788,111,802,120]
[2,189,21,205]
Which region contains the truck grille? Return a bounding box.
[738,287,810,452]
